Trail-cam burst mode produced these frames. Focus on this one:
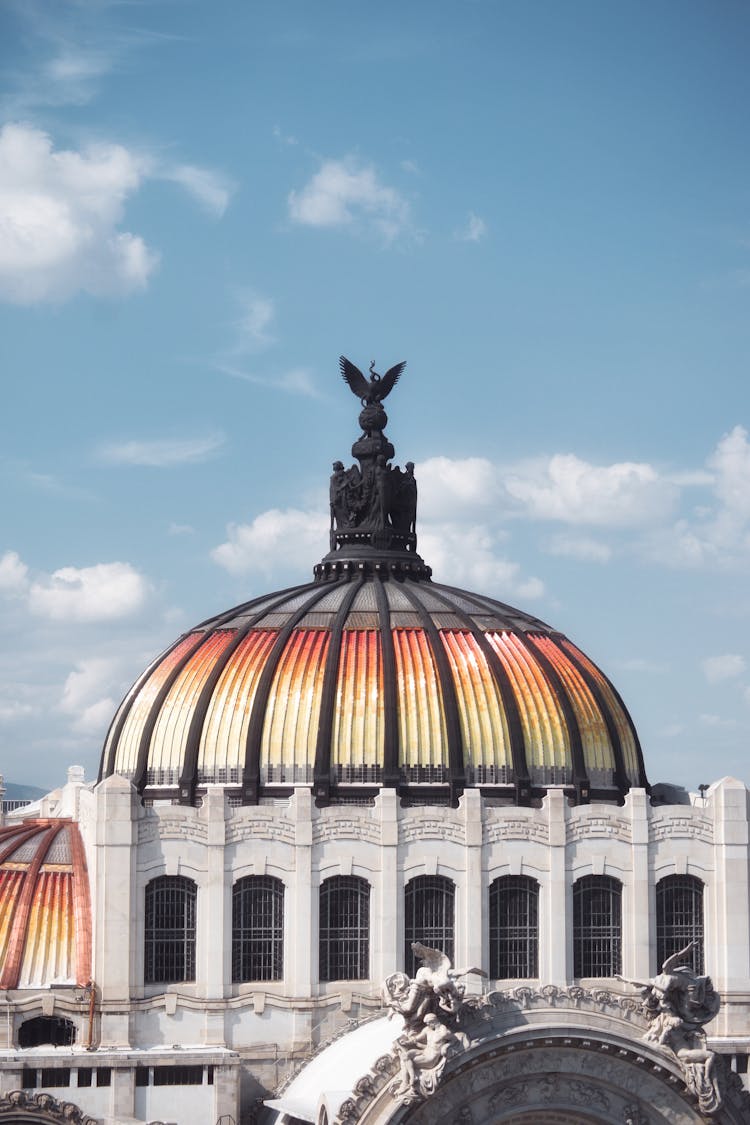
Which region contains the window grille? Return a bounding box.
[144,875,197,984]
[489,876,539,978]
[573,875,622,977]
[656,875,704,973]
[404,876,455,977]
[77,1068,93,1088]
[40,1068,70,1088]
[152,1065,204,1086]
[232,876,284,982]
[319,876,370,981]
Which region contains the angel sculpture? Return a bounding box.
[339,356,406,406]
[410,942,487,1014]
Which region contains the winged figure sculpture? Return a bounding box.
[340,356,406,406]
[410,941,486,1013]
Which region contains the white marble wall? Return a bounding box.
[80,774,750,1052]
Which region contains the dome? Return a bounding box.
[0,819,91,988]
[99,571,646,806]
[99,355,647,807]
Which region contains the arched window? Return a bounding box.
[145,875,197,984]
[656,875,704,973]
[18,1016,75,1048]
[232,876,284,981]
[489,876,539,979]
[404,875,455,977]
[573,875,622,978]
[319,876,370,981]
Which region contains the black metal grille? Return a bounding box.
[404,876,455,976]
[656,875,704,972]
[489,876,539,979]
[573,875,622,978]
[144,875,197,983]
[319,876,370,981]
[232,876,284,981]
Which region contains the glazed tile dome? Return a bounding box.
[99,355,647,807]
[0,819,91,988]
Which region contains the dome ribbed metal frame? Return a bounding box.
[99,571,647,808]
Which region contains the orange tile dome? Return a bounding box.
[99,356,647,808]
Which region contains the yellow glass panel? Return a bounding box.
[331,631,384,769]
[393,629,448,768]
[530,636,614,774]
[149,632,236,773]
[485,633,570,770]
[198,630,278,775]
[261,630,330,772]
[440,631,511,769]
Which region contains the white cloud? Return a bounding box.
[645,426,750,569]
[702,654,746,684]
[0,700,33,722]
[288,157,411,243]
[97,432,225,467]
[418,520,543,599]
[505,454,677,527]
[0,550,29,592]
[28,562,150,622]
[0,123,158,303]
[234,292,276,351]
[417,457,500,520]
[158,163,233,217]
[546,534,613,563]
[60,658,118,735]
[456,211,487,242]
[211,508,327,579]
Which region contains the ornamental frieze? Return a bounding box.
[401,818,465,845]
[225,818,294,845]
[483,819,549,845]
[567,816,631,843]
[313,816,381,845]
[649,815,713,843]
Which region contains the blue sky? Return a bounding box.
[1,0,749,792]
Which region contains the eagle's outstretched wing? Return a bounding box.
[411,941,450,975]
[451,966,488,979]
[339,355,370,400]
[379,361,406,400]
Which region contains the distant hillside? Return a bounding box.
[3,781,49,801]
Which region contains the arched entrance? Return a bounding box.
[0,1090,95,1124]
[345,1029,750,1124]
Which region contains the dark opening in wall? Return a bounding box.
[18,1016,76,1048]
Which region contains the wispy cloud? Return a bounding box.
[217,363,320,398]
[157,163,234,218]
[456,211,487,242]
[97,432,226,468]
[702,654,746,684]
[233,292,276,352]
[288,156,413,244]
[545,533,612,563]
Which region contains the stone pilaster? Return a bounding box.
[545,788,567,985]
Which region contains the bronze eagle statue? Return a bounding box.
[339,356,406,406]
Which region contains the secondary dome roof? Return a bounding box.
[0,819,91,988]
[99,355,647,807]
